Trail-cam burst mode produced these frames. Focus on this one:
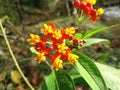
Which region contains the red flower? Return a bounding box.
[79,1,86,10]
[74,0,80,8]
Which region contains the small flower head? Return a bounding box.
[58,43,68,54]
[83,0,96,5]
[34,52,46,63]
[97,8,104,15]
[68,53,78,64]
[52,56,63,71]
[27,34,40,45]
[52,30,62,40]
[41,24,54,35]
[65,27,75,36]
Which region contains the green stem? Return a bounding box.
[0,20,34,90]
[45,60,54,72]
[78,10,84,30]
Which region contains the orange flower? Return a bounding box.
[58,43,68,54]
[83,0,96,5]
[65,27,75,36]
[52,56,63,71]
[97,8,104,15]
[68,53,78,64]
[52,30,62,40]
[27,34,40,45]
[34,52,46,63]
[41,24,54,35]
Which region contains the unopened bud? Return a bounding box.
[73,38,79,44]
[79,43,83,46]
[83,40,87,43]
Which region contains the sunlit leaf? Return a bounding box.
[82,24,120,39]
[83,38,109,47]
[96,62,120,90]
[74,33,83,39]
[73,51,108,90]
[41,73,56,90]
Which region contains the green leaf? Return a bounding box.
[74,33,83,39]
[82,24,120,39]
[96,62,120,90]
[83,38,109,47]
[69,68,89,87]
[41,73,57,90]
[55,70,75,90]
[73,51,108,90]
[69,68,81,79]
[41,70,75,90]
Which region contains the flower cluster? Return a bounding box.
[27,22,87,71]
[74,0,104,21]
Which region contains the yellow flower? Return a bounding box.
[27,34,40,45]
[97,8,104,15]
[68,53,78,64]
[83,0,96,5]
[52,56,63,71]
[53,30,62,39]
[41,24,53,35]
[65,27,75,36]
[58,43,68,54]
[34,52,46,63]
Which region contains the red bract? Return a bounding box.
[35,41,46,52]
[49,21,55,29]
[61,30,73,40]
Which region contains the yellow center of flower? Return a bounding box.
[41,24,53,35]
[58,43,68,54]
[34,52,46,63]
[53,30,62,39]
[52,56,63,71]
[68,53,78,64]
[65,27,75,36]
[83,0,96,5]
[97,8,104,15]
[27,34,40,45]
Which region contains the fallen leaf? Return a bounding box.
[11,70,22,84]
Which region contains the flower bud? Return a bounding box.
[79,43,83,46]
[73,38,79,44]
[74,0,80,8]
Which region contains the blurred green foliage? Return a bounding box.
[0,0,20,25]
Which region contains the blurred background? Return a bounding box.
[0,0,120,89]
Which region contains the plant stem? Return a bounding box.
[0,20,34,90]
[45,60,54,72]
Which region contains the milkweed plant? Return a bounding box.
[1,0,120,90]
